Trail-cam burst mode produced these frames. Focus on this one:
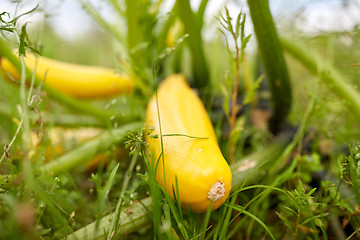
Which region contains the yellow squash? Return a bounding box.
[145,75,232,213]
[0,52,133,98]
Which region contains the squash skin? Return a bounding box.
[0,53,133,98]
[145,75,232,213]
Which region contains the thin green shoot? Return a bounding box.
[107,146,140,239]
[216,190,239,239]
[198,200,213,240]
[226,203,276,240]
[218,7,251,163]
[95,163,119,231]
[172,176,184,222]
[161,182,188,239]
[151,133,209,140]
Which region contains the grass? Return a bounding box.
[1,0,360,239]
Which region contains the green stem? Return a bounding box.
[196,0,209,29]
[19,54,31,153]
[107,145,140,239]
[0,118,24,165]
[176,0,209,89]
[125,0,146,69]
[247,0,292,133]
[0,38,118,124]
[79,0,126,48]
[156,6,176,54]
[280,37,360,119]
[64,197,153,240]
[40,122,142,175]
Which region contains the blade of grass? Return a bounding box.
[161,185,188,239]
[217,190,239,239]
[107,145,141,239]
[198,201,213,240]
[226,204,276,240]
[95,163,119,231]
[247,0,292,133]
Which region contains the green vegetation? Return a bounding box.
[1,0,360,239]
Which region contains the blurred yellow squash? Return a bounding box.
[0,52,133,98]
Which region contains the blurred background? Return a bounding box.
[2,0,360,59]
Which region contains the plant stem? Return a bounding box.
[40,122,142,175]
[176,0,209,89]
[229,25,241,164]
[107,145,140,239]
[280,37,360,119]
[0,118,24,165]
[247,0,292,134]
[65,197,153,240]
[294,209,302,240]
[125,0,147,69]
[79,0,126,48]
[196,0,209,29]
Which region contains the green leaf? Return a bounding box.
[305,188,317,198]
[95,163,120,230]
[227,204,276,240]
[275,211,293,232]
[235,12,242,39]
[283,206,298,216]
[302,213,330,225]
[19,24,28,56]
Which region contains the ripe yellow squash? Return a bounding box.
[145,75,232,213]
[0,52,133,98]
